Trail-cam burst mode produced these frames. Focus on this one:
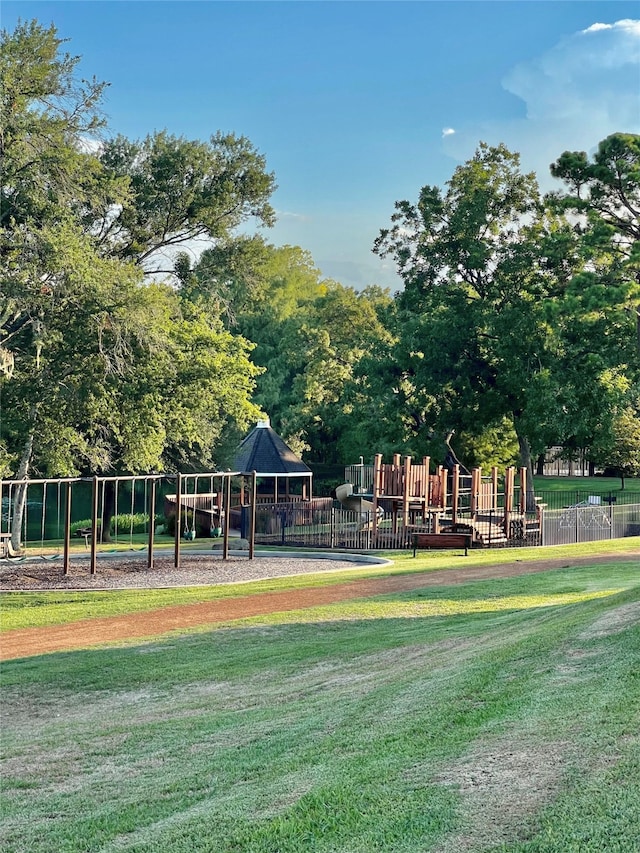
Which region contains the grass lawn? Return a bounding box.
[533,475,640,492]
[1,543,639,852]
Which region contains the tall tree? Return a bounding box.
[374,137,640,489]
[549,133,640,350]
[92,131,275,281]
[0,21,270,545]
[545,133,640,467]
[375,143,560,495]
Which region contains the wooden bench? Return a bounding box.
[412,532,472,557]
[74,526,94,548]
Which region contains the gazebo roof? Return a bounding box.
[233,420,312,477]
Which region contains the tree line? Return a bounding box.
[2,20,639,511]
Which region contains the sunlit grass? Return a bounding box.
[533,474,640,492]
[2,540,638,633]
[205,588,623,630]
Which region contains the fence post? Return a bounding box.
[452,464,460,527]
[223,474,231,559]
[249,471,257,560]
[610,498,614,540]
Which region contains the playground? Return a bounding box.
[2,460,640,580]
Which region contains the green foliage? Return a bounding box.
[373,137,640,479]
[70,513,149,536]
[0,19,271,484]
[456,418,520,470]
[96,132,275,277]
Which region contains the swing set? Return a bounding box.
[0,470,257,577]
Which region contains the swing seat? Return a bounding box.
[0,532,12,558]
[184,530,196,541]
[0,535,24,559]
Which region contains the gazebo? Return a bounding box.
[233,419,313,503]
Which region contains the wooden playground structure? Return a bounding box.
[1,457,544,565]
[347,454,542,548]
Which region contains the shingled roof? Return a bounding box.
[233,420,312,476]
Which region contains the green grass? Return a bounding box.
[2,538,638,633]
[1,545,639,852]
[533,474,640,493]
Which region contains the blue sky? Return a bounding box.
[3,1,639,291]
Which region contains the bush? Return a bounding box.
[70,513,150,537]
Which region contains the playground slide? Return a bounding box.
[335,483,376,513]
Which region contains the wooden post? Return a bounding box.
[90,476,98,576]
[439,465,447,511]
[174,473,182,569]
[372,454,382,536]
[470,468,480,516]
[437,465,446,534]
[519,467,527,514]
[223,474,232,559]
[393,453,401,495]
[63,480,72,576]
[491,466,499,511]
[402,456,411,531]
[147,478,156,570]
[451,464,460,527]
[422,456,431,505]
[504,467,514,537]
[249,471,257,559]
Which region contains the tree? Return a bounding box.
[92,131,275,281]
[286,283,395,463]
[375,143,562,500]
[545,133,640,467]
[549,133,639,351]
[188,240,327,446]
[600,406,640,488]
[374,138,640,500]
[0,20,270,546]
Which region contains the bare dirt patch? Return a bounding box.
[578,600,640,640]
[431,737,571,852]
[1,551,637,661]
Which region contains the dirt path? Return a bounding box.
[2,553,638,660]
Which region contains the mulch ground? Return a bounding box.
[2,552,638,661]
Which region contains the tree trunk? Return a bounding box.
[100,479,116,543]
[514,419,536,511]
[10,432,34,552]
[535,453,545,477]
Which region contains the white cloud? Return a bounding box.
[582,19,640,35]
[443,18,640,190]
[275,209,310,222]
[442,127,456,138]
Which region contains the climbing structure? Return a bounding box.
[361,454,541,547]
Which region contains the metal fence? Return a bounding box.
[535,490,640,510]
[541,501,640,546]
[255,503,415,550]
[254,497,640,551]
